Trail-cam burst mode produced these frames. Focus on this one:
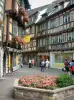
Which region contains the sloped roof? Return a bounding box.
[27,4,49,17]
[27,0,70,25]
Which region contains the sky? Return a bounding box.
[29,0,56,9]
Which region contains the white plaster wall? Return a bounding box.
[6,53,8,73]
[0,47,4,77]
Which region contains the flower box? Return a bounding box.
[14,75,74,100]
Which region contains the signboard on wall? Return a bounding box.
[23,35,30,43]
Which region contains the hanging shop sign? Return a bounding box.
[23,35,30,43]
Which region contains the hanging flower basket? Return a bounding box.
[24,16,30,22]
[19,7,25,15]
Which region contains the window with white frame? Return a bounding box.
[62,33,67,43]
[70,0,74,5]
[43,38,45,46]
[68,32,72,41]
[55,17,59,27]
[48,21,50,29]
[58,35,62,43]
[26,28,30,34]
[31,26,35,34]
[18,27,22,36]
[72,31,74,41]
[63,13,70,24]
[49,36,51,44]
[60,15,63,25]
[40,39,42,46]
[70,11,74,21]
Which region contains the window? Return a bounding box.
[40,39,42,46]
[43,38,45,46]
[48,21,50,29]
[72,31,74,41]
[33,41,36,46]
[18,27,22,36]
[17,0,21,4]
[31,26,35,34]
[60,15,63,25]
[70,11,74,21]
[26,28,30,34]
[0,13,3,20]
[55,17,59,27]
[70,0,74,5]
[62,33,67,43]
[50,20,54,28]
[58,35,62,43]
[63,13,70,24]
[13,21,18,35]
[68,32,72,41]
[49,37,51,44]
[45,38,49,45]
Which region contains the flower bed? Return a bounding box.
[14,74,74,100]
[18,75,57,89]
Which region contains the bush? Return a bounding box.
[56,74,74,88]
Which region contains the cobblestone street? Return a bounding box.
[0,66,63,100]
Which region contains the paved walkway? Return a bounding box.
[0,65,63,100]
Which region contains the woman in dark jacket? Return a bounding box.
[64,59,70,72]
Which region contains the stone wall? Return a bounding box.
[14,79,74,100]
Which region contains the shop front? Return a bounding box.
[50,51,74,69]
[37,52,50,67]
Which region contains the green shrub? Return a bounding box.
[56,74,74,88]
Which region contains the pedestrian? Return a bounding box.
[70,59,74,75]
[29,59,31,68]
[40,59,45,72]
[45,59,50,70]
[32,58,35,67]
[19,59,23,68]
[64,58,70,73]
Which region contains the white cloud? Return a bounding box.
[29,0,56,9]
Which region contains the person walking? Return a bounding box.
[70,59,74,75]
[32,58,35,67]
[29,59,31,68]
[45,59,50,70]
[64,58,70,72]
[40,60,45,72]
